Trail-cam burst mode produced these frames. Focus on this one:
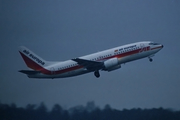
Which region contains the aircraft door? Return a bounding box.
[139,43,145,53]
[50,67,55,75]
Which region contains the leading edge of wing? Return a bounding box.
[71,58,103,71]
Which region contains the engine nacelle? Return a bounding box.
[107,65,121,72]
[104,58,120,71]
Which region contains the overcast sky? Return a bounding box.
[1,0,180,110]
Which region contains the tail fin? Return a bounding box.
[19,46,55,70]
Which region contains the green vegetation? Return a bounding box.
[0,101,179,120]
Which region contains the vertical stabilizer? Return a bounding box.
[19,46,53,70]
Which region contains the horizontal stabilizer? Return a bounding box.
[19,70,40,75]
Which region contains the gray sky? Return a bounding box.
[1,0,180,110]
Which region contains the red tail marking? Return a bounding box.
[19,52,51,74]
[19,52,43,70]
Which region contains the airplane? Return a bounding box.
[18,41,163,79]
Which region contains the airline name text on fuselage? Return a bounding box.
[23,50,45,65]
[117,45,137,52]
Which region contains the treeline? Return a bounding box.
[0,101,180,120]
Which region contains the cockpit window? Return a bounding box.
[149,42,159,45]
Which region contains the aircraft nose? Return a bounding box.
[161,45,164,48]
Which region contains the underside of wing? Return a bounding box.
[72,58,104,71]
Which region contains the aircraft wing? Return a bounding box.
[72,58,104,71]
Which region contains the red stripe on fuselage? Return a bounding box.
[151,46,162,50]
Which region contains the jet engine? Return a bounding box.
[103,58,121,71]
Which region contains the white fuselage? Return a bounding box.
[27,41,163,78]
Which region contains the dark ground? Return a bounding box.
[0,101,180,120]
